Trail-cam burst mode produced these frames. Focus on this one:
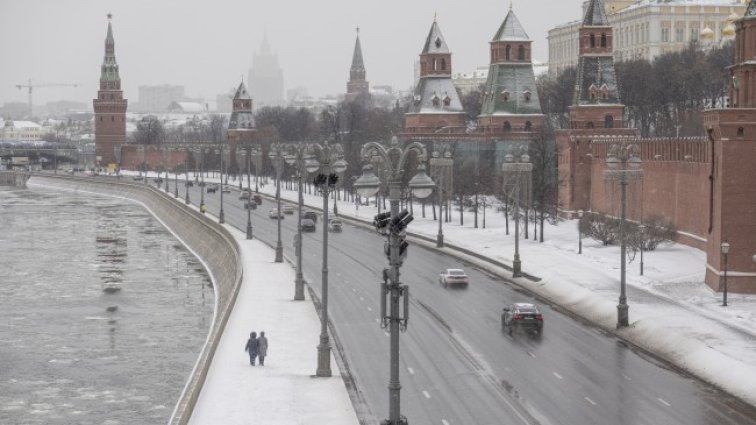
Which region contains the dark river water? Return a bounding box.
[0,183,214,425]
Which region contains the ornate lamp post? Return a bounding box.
[430,144,453,248]
[354,136,435,425]
[269,142,286,263]
[306,140,348,378]
[244,146,253,240]
[251,146,262,193]
[217,145,226,224]
[284,143,312,301]
[578,209,584,254]
[604,138,643,328]
[639,223,645,275]
[501,143,532,278]
[200,147,208,214]
[721,241,730,307]
[184,147,191,205]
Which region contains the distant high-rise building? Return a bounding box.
[137,85,185,112]
[346,28,369,102]
[93,14,127,168]
[248,35,284,107]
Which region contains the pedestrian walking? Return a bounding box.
[257,331,268,366]
[244,331,259,366]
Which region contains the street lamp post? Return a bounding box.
[200,148,207,214]
[307,140,348,378]
[184,148,191,205]
[639,223,645,275]
[502,144,532,278]
[721,241,730,306]
[284,143,312,301]
[604,138,643,328]
[244,147,253,240]
[217,145,226,224]
[269,143,286,263]
[430,145,453,248]
[578,209,584,254]
[354,136,435,425]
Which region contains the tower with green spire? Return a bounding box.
[477,4,544,137]
[93,13,127,168]
[346,27,369,102]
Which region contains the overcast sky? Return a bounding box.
[0,0,585,108]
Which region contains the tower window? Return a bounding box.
[435,37,442,48]
[605,115,614,128]
[525,121,532,131]
[503,121,512,132]
[432,93,440,106]
[590,33,596,48]
[601,33,607,47]
[523,90,532,102]
[589,84,598,100]
[518,45,525,61]
[738,127,744,137]
[600,84,609,100]
[441,58,446,71]
[111,115,114,121]
[586,122,595,129]
[501,90,510,101]
[443,94,451,106]
[505,45,511,61]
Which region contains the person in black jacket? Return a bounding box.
[244,332,259,366]
[257,331,268,366]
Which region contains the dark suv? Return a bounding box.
[501,303,543,336]
[303,211,318,223]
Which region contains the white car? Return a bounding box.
[439,268,469,287]
[268,209,284,219]
[282,204,295,214]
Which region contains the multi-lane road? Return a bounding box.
[188,181,756,425]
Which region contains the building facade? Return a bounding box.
[0,121,43,142]
[248,35,284,107]
[548,0,745,77]
[93,14,128,168]
[137,85,185,112]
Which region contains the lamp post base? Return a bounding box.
[380,416,408,425]
[275,245,283,263]
[246,224,253,240]
[219,210,225,224]
[436,233,444,248]
[512,258,522,278]
[185,196,190,205]
[294,277,305,301]
[316,340,332,377]
[617,303,629,328]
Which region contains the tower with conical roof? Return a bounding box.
[93,13,128,168]
[702,1,756,293]
[477,5,544,137]
[226,79,256,155]
[403,16,466,137]
[346,28,369,101]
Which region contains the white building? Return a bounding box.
[1,120,43,141]
[548,0,745,76]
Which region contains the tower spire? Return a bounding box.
[346,26,369,100]
[101,13,119,82]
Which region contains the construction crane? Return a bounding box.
[15,79,79,118]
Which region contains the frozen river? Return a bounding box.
[0,184,214,425]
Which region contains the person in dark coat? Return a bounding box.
[257,331,268,366]
[244,332,259,366]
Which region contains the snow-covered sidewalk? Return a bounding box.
[187,220,359,425]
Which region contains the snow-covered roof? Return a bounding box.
[3,120,41,129]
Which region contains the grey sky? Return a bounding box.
[1,0,585,108]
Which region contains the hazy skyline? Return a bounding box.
[1,0,585,108]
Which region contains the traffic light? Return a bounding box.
[374,212,391,233]
[391,209,414,232]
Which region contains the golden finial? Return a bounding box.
[356,26,360,35]
[107,13,112,21]
[433,12,437,22]
[509,1,513,11]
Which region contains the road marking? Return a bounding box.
[657,398,671,407]
[584,397,597,406]
[622,373,632,381]
[527,351,536,358]
[442,420,450,425]
[422,390,431,399]
[407,367,415,375]
[367,307,372,312]
[553,372,563,380]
